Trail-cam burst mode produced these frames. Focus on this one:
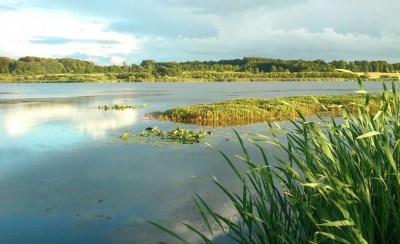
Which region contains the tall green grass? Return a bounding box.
[150,77,400,243]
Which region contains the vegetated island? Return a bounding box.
[0,56,399,82]
[151,93,381,127]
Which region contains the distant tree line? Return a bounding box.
[0,56,103,75]
[240,57,400,73]
[0,56,399,81]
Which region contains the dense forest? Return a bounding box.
[0,56,399,82]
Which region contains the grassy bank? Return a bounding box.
[151,79,400,242]
[152,94,381,126]
[354,71,399,79]
[0,73,351,83]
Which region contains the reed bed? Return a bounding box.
[152,94,381,127]
[150,77,400,243]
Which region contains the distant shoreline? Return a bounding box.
[1,56,398,83]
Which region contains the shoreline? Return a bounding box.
[1,71,398,83]
[0,76,395,83]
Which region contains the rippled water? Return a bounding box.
[0,81,387,243]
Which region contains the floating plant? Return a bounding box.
[121,126,210,144]
[98,104,149,111]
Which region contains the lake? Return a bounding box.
[0,81,386,243]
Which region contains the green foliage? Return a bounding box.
[153,94,381,126]
[151,77,400,243]
[97,104,149,111]
[2,56,102,75]
[123,126,209,144]
[1,56,399,82]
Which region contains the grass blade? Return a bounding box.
[148,221,189,244]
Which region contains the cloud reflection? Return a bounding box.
[4,103,137,139]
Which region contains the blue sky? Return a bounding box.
[1,0,399,65]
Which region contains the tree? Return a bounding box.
[0,57,14,74]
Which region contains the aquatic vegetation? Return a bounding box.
[150,77,400,243]
[97,104,149,111]
[152,94,381,126]
[122,126,210,144]
[141,126,208,144]
[92,214,112,220]
[122,131,129,140]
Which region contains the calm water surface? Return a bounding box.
[0,81,386,243]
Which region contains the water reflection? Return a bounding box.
[1,82,387,243]
[0,127,242,243]
[3,102,137,139]
[0,97,247,242]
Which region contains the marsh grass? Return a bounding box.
[152,94,381,127]
[150,76,400,243]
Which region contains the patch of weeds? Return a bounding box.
[98,104,149,111]
[121,126,211,144]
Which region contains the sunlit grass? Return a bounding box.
[152,94,382,126]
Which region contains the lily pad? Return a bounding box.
[122,126,210,144]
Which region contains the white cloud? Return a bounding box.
[1,0,399,63]
[0,6,142,64]
[4,104,137,139]
[173,24,400,61]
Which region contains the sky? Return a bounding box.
[0,0,399,65]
